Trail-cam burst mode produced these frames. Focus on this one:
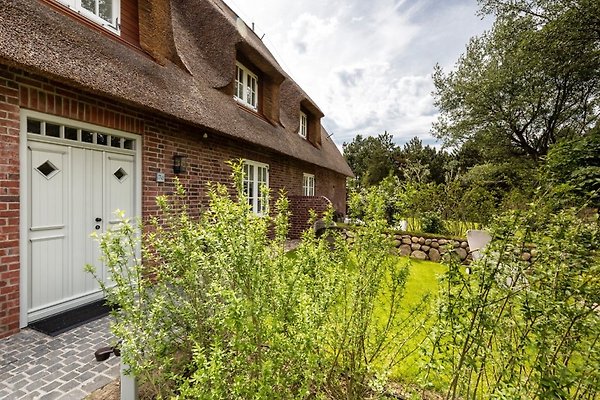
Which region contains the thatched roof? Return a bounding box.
[0,0,353,177]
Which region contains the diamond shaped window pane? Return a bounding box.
[37,161,58,178]
[114,167,127,181]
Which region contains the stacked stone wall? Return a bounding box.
[341,230,535,264]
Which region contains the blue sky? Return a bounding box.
[222,0,492,149]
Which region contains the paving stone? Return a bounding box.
[74,370,96,384]
[7,377,29,391]
[24,364,45,375]
[29,369,51,381]
[58,388,87,400]
[59,371,79,382]
[61,361,84,373]
[21,391,42,400]
[81,374,113,393]
[39,390,62,399]
[57,379,82,393]
[24,379,46,392]
[0,316,119,400]
[4,372,28,385]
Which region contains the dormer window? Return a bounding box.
[235,62,258,111]
[299,112,308,139]
[55,0,120,33]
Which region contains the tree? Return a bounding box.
[433,0,600,160]
[342,132,398,187]
[542,127,600,208]
[397,137,453,184]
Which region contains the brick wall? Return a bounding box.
[288,196,332,239]
[0,66,21,338]
[141,119,347,222]
[0,64,348,338]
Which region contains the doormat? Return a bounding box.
[29,300,111,336]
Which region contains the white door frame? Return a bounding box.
[19,109,142,328]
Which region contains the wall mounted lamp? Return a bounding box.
[173,154,187,174]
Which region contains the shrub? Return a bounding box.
[88,161,418,399]
[419,212,446,234]
[424,205,600,399]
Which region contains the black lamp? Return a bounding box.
[173,154,186,174]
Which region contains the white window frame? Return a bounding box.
[299,111,308,139]
[55,0,121,34]
[243,160,269,215]
[303,173,315,196]
[234,62,259,111]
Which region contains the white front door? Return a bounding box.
[24,114,138,323]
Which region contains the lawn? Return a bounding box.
[401,257,446,309]
[387,257,447,381]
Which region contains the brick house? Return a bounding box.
[0,0,353,338]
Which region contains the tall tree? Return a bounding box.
[433,0,600,160]
[397,137,453,184]
[342,132,398,187]
[542,126,600,208]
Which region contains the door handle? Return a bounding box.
[95,225,101,230]
[95,217,102,222]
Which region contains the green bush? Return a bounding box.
[419,212,446,234]
[425,205,600,399]
[88,161,417,400]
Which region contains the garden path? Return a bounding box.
[0,316,119,399]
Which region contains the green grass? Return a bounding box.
[385,257,447,381]
[286,247,447,384]
[401,257,446,309]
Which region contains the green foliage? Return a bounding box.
[425,205,600,399]
[433,0,600,160]
[542,128,600,208]
[398,137,454,185]
[89,161,419,400]
[343,132,398,187]
[348,175,487,236]
[419,212,446,235]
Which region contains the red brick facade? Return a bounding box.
[0,64,347,338]
[288,196,333,239]
[0,66,20,338]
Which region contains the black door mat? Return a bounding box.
[29,300,111,336]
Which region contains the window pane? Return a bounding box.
[247,76,257,107]
[99,0,112,23]
[124,139,134,150]
[81,0,95,14]
[65,127,78,140]
[97,133,108,145]
[111,136,121,148]
[299,114,307,138]
[46,123,60,137]
[235,67,245,100]
[82,130,94,143]
[27,119,41,134]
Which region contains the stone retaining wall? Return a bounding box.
[342,230,534,264]
[392,234,472,263]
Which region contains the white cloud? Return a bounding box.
[223,0,492,147]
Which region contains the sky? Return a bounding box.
[222,0,493,149]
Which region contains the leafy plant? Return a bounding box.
[420,212,446,234]
[424,204,600,399]
[88,160,421,399]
